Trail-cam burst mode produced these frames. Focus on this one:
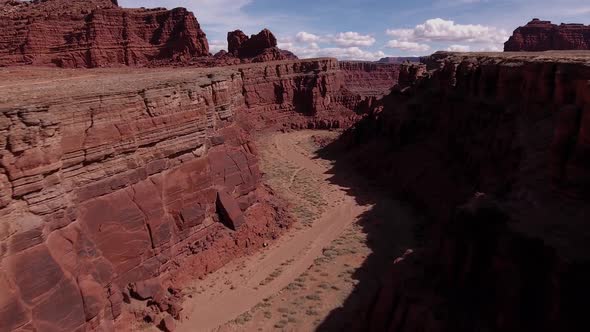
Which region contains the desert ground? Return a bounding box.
[139,130,419,332]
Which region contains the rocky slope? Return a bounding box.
[505,18,590,51]
[0,57,402,331]
[332,51,590,331]
[0,0,210,68]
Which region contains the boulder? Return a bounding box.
[159,315,176,332]
[130,278,164,301]
[216,191,246,230]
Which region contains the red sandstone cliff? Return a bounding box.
[332,51,590,331]
[505,18,590,51]
[0,57,402,331]
[214,29,298,64]
[0,0,209,68]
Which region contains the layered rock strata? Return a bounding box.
[336,51,590,331]
[339,61,403,97]
[0,0,209,68]
[505,18,590,51]
[0,65,269,331]
[215,29,298,64]
[0,56,402,331]
[237,58,402,130]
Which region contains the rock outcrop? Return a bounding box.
[0,0,209,67]
[224,29,298,63]
[0,56,403,331]
[505,18,590,51]
[334,51,590,331]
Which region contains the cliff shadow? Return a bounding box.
[309,132,429,331]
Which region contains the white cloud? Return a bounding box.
[386,29,415,39]
[296,31,321,43]
[386,18,508,54]
[445,44,470,52]
[119,0,302,35]
[294,31,376,47]
[386,40,430,52]
[304,47,386,61]
[477,44,502,52]
[386,18,507,44]
[281,30,382,60]
[280,38,386,61]
[331,32,376,47]
[208,39,226,53]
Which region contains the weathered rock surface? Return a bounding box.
[335,51,590,332]
[216,191,245,230]
[505,18,590,51]
[0,0,209,68]
[339,61,402,97]
[0,56,402,330]
[227,30,250,55]
[236,58,402,130]
[225,29,298,63]
[0,65,268,331]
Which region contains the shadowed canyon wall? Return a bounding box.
[327,51,590,332]
[0,57,402,331]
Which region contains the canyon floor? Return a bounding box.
[152,130,420,332]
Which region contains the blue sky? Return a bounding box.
[119,0,590,60]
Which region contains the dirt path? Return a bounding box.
[176,130,417,332]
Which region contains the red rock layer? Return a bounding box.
[214,29,298,64]
[0,65,275,331]
[0,56,402,331]
[338,61,402,97]
[335,52,590,331]
[505,18,590,51]
[237,58,402,130]
[0,0,209,68]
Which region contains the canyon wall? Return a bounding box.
[337,52,590,331]
[0,57,402,331]
[0,0,209,68]
[0,66,271,331]
[505,18,590,51]
[338,61,401,97]
[237,59,402,130]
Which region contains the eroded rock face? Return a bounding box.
[225,28,297,63]
[339,61,403,97]
[0,65,266,331]
[0,0,209,67]
[227,30,250,55]
[237,58,402,130]
[339,52,590,332]
[0,56,403,331]
[505,18,590,51]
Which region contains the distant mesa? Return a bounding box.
[221,29,298,62]
[377,57,421,64]
[0,0,209,67]
[504,18,590,51]
[0,0,296,68]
